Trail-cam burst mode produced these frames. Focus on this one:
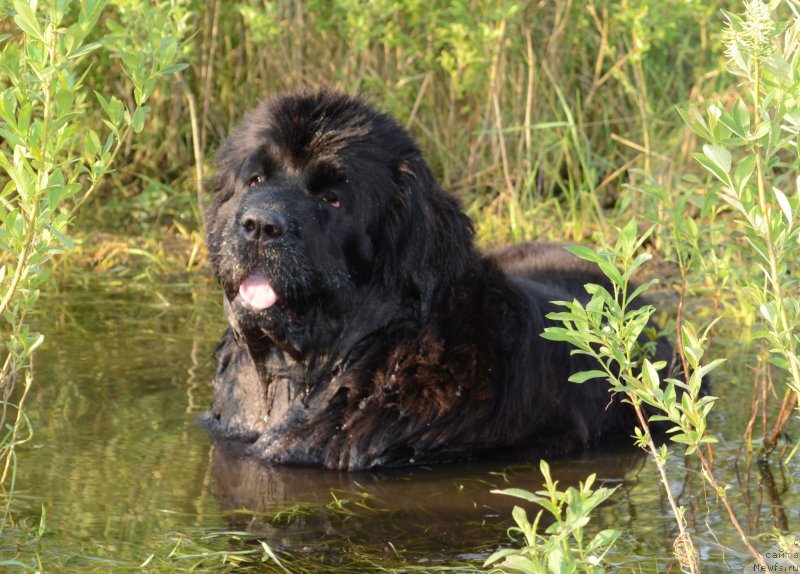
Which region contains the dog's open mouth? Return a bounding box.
[238,272,278,310]
[233,271,302,330]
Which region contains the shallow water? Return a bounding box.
[5,278,799,572]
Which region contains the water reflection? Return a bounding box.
[8,280,799,572]
[209,439,648,551]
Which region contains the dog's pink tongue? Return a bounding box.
[239,273,278,310]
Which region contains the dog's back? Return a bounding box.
[486,243,612,300]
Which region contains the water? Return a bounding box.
[5,278,799,572]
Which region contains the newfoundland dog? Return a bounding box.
[202,90,674,470]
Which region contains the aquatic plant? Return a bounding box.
[485,460,620,574]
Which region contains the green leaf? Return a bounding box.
[597,259,623,286]
[717,106,745,138]
[140,78,157,104]
[751,121,770,141]
[131,105,149,133]
[547,546,570,574]
[760,303,777,325]
[564,244,598,263]
[47,225,76,250]
[25,333,44,354]
[511,505,531,531]
[733,155,756,192]
[55,86,74,117]
[0,89,18,127]
[79,0,107,33]
[13,0,45,43]
[120,51,143,79]
[0,127,26,148]
[500,555,540,571]
[733,98,750,134]
[541,328,571,342]
[569,370,607,384]
[619,217,639,247]
[491,488,541,503]
[68,41,103,60]
[160,63,189,75]
[693,152,730,186]
[676,104,711,140]
[587,528,621,552]
[773,187,793,224]
[64,24,83,54]
[702,144,732,176]
[158,38,178,69]
[483,548,519,567]
[629,252,652,276]
[101,132,116,156]
[641,359,660,390]
[84,129,101,158]
[95,92,125,125]
[697,359,725,379]
[16,101,31,137]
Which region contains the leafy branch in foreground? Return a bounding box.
[680,0,800,459]
[0,0,185,528]
[485,460,620,574]
[541,219,766,571]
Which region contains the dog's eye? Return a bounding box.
[248,175,266,188]
[322,191,341,209]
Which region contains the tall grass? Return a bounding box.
[67,1,729,244]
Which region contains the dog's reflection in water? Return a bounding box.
[208,439,647,551]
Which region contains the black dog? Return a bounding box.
[202,90,674,470]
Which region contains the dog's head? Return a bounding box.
[206,91,474,355]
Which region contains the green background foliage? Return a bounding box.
[1,0,800,572]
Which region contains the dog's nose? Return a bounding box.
[239,207,287,242]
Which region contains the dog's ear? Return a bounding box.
[378,156,475,318]
[208,167,235,215]
[204,137,244,275]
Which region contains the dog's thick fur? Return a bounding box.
[202,91,673,470]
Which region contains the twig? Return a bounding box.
[489,19,516,202]
[179,75,206,226]
[631,403,700,574]
[695,448,767,569]
[200,0,221,151]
